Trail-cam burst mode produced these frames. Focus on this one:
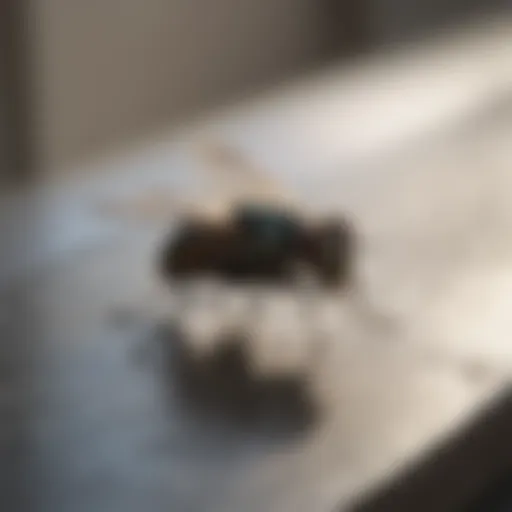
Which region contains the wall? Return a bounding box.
[30,0,327,173]
[367,0,510,46]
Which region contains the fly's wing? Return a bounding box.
[97,186,185,222]
[195,140,301,212]
[98,188,229,226]
[97,140,306,226]
[196,141,339,232]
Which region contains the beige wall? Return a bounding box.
[31,0,326,173]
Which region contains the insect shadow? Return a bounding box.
[156,321,321,438]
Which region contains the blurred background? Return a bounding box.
[1,0,510,182]
[2,2,512,512]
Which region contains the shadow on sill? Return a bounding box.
[343,387,512,512]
